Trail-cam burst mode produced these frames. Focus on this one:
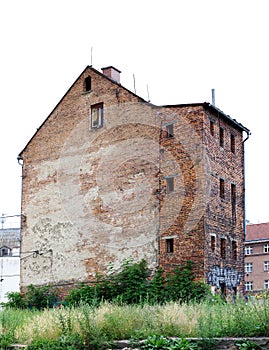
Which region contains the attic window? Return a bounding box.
[85,76,92,92]
[91,103,103,129]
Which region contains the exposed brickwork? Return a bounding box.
[19,66,249,295]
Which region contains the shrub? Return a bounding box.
[65,259,208,306]
[3,285,60,310]
[2,291,26,309]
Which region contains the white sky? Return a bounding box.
[0,0,268,224]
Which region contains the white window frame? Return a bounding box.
[264,280,269,289]
[245,262,253,273]
[245,246,253,255]
[264,261,269,271]
[245,281,253,291]
[264,244,269,253]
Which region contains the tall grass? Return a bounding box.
[1,298,269,346]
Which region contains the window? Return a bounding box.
[264,244,269,253]
[211,235,216,252]
[219,127,224,147]
[85,76,92,91]
[245,281,253,291]
[232,240,237,260]
[264,280,269,289]
[245,262,253,273]
[91,103,103,128]
[230,134,235,153]
[231,183,236,216]
[219,178,225,199]
[264,261,269,271]
[166,124,174,138]
[0,247,10,257]
[210,120,214,136]
[166,238,174,253]
[220,238,226,259]
[166,177,174,194]
[245,246,253,255]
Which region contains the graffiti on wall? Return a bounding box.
[207,265,242,289]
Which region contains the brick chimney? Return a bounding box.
[101,66,121,84]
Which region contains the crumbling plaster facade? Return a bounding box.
[19,66,249,294]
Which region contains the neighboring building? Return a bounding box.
[245,222,269,292]
[18,65,250,296]
[0,226,20,303]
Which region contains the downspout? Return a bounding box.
[242,130,251,242]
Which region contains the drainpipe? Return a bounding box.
[242,130,251,242]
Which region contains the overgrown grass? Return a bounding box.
[1,298,269,347]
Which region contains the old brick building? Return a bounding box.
[18,65,250,295]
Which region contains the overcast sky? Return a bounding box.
[0,0,268,225]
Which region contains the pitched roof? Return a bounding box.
[246,222,269,241]
[18,65,250,159]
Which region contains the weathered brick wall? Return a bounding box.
[20,67,161,289]
[203,109,245,292]
[158,105,207,276]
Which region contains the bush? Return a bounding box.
[65,259,208,306]
[3,285,60,310]
[2,291,26,309]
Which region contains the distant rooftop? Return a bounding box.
[246,222,269,241]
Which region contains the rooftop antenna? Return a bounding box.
[211,88,215,106]
[133,74,136,94]
[147,84,151,102]
[91,47,93,66]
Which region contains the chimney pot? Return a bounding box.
[101,66,121,84]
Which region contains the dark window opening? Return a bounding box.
[231,183,236,216]
[91,103,103,128]
[219,127,224,147]
[210,120,214,136]
[231,134,235,153]
[211,235,216,252]
[221,238,226,259]
[85,76,92,91]
[166,124,174,138]
[166,177,174,194]
[0,247,10,257]
[232,241,237,260]
[166,238,174,253]
[219,178,225,199]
